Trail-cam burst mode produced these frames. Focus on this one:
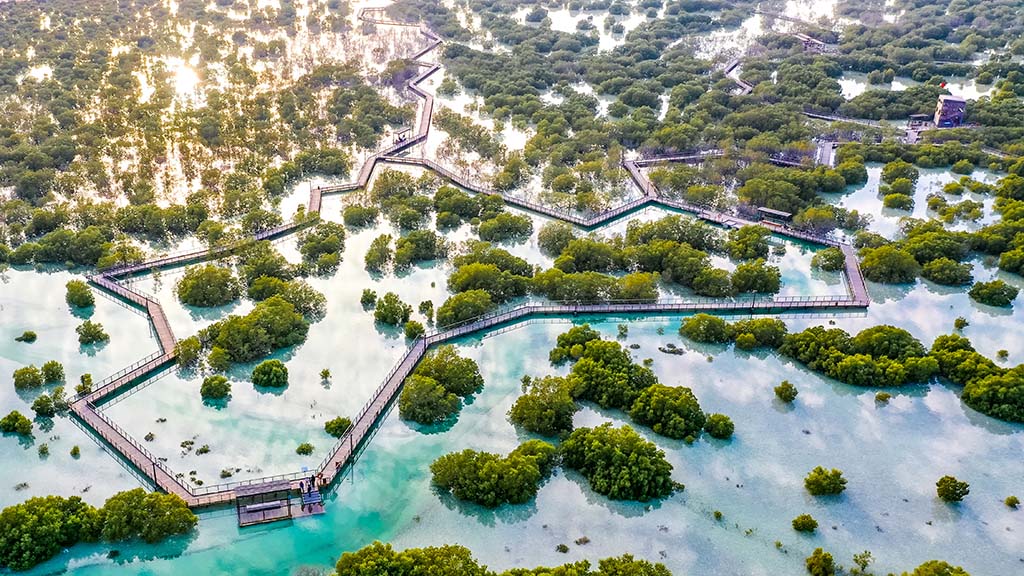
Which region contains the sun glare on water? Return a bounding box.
[167,56,201,98]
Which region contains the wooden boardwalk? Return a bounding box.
[802,110,885,128]
[68,7,872,511]
[723,58,754,95]
[309,295,867,485]
[752,9,836,32]
[840,243,870,304]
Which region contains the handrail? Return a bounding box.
[79,402,175,478]
[305,293,866,487]
[422,295,852,334]
[71,350,166,403]
[67,7,874,509]
[192,470,309,496]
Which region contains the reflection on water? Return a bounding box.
[823,164,1002,240]
[0,269,156,508]
[691,14,765,61]
[96,177,843,487]
[39,315,1024,576]
[839,72,996,100]
[513,4,658,53]
[3,197,1021,574]
[6,2,1024,574]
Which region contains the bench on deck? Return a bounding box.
[235,480,293,526]
[243,500,283,513]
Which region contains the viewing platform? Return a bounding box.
[67,6,874,517]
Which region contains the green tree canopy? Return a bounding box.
[200,375,231,399]
[398,375,461,425]
[429,440,557,507]
[508,376,578,436]
[860,245,920,283]
[936,475,970,502]
[175,264,242,307]
[65,280,95,308]
[252,359,288,388]
[804,466,847,496]
[628,384,706,440]
[436,290,496,327]
[99,489,197,543]
[414,345,483,397]
[561,423,676,502]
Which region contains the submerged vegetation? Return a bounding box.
[0,0,1021,574]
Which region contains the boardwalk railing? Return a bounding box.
[425,295,862,337]
[71,350,165,403]
[72,401,181,494]
[67,6,874,511]
[102,221,318,281]
[192,470,312,497]
[86,402,172,474]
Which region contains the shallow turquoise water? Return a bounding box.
[0,268,154,508]
[3,174,1023,575]
[19,307,1024,576]
[100,197,842,488]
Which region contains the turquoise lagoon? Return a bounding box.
[100,196,842,489]
[20,307,1024,576]
[4,264,1022,575]
[0,268,157,508]
[2,177,1022,575]
[823,164,1004,241]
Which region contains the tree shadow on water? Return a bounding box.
[561,468,661,519]
[944,377,1024,436]
[79,340,110,357]
[920,280,967,298]
[432,485,539,527]
[34,416,56,435]
[930,498,967,525]
[969,299,1015,318]
[373,321,405,341]
[2,430,36,449]
[106,530,198,566]
[809,266,845,287]
[185,301,243,322]
[733,346,773,362]
[771,398,797,414]
[201,396,231,410]
[253,384,287,397]
[866,281,915,303]
[70,304,95,320]
[402,413,461,436]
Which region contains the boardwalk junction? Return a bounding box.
[71,7,871,525]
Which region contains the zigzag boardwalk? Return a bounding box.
[315,295,865,486]
[67,7,873,511]
[723,58,753,95]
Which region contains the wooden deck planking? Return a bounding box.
[69,7,876,512]
[71,402,191,500]
[841,243,870,305]
[313,295,866,486]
